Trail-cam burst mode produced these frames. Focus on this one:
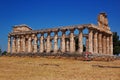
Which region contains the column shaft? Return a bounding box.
[104,36,107,54]
[40,34,44,53]
[106,36,109,54]
[93,32,98,53]
[109,35,113,55]
[86,37,89,52]
[17,37,20,53]
[28,37,32,52]
[61,31,66,53]
[7,36,11,53]
[102,35,106,54]
[98,33,102,53]
[46,33,51,53]
[66,39,69,52]
[78,29,83,53]
[54,32,58,53]
[22,36,25,52]
[12,37,16,53]
[44,40,47,52]
[88,29,93,53]
[34,35,37,53]
[70,30,75,53]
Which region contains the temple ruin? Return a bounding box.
[7,13,113,55]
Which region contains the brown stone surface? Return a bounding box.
[8,13,113,55]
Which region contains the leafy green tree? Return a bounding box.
[113,32,120,55]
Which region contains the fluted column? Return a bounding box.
[98,33,102,54]
[104,36,107,54]
[86,37,89,52]
[61,30,66,53]
[22,35,25,52]
[102,35,106,54]
[50,39,53,51]
[28,36,32,53]
[66,39,70,52]
[17,37,20,53]
[12,37,16,53]
[88,29,93,53]
[78,29,83,53]
[70,29,75,53]
[54,32,58,53]
[40,33,44,53]
[93,32,98,53]
[106,36,109,54]
[7,36,11,53]
[109,35,113,55]
[46,32,51,53]
[34,34,37,53]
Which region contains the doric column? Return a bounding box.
[78,29,83,53]
[98,33,102,54]
[22,35,25,52]
[86,37,89,52]
[61,30,66,53]
[88,29,93,53]
[44,40,47,52]
[17,37,20,53]
[7,36,11,53]
[106,36,109,54]
[28,36,32,53]
[102,35,106,54]
[50,39,53,51]
[93,31,98,53]
[66,39,70,52]
[46,32,51,53]
[33,34,37,53]
[12,37,16,53]
[40,33,44,53]
[54,31,58,53]
[25,38,28,52]
[109,35,113,55]
[70,29,75,53]
[105,36,107,54]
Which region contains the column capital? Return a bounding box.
[54,31,58,34]
[78,28,83,31]
[21,35,25,38]
[69,29,74,32]
[8,34,11,38]
[28,36,32,40]
[61,30,66,33]
[47,31,51,35]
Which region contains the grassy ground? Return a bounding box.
[0,56,120,80]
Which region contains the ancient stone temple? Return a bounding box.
[7,13,113,55]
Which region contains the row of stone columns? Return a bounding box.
[87,29,113,55]
[7,28,113,55]
[8,29,83,54]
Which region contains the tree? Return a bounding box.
[113,32,120,55]
[2,51,7,55]
[0,48,2,56]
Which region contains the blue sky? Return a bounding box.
[0,0,120,51]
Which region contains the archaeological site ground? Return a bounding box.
[0,56,120,80]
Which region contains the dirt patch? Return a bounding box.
[39,63,60,67]
[92,65,120,68]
